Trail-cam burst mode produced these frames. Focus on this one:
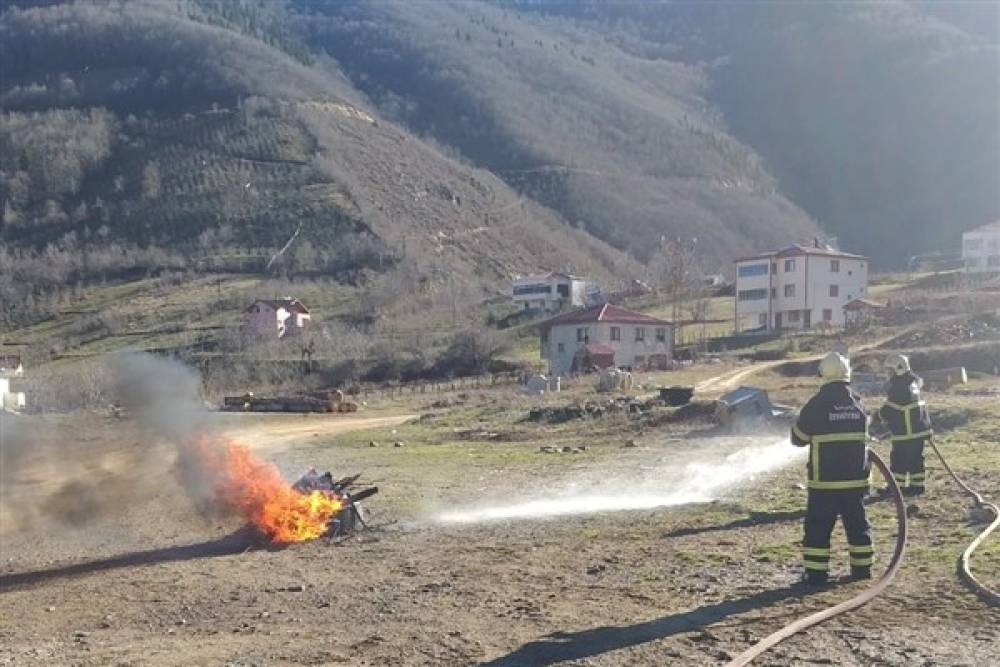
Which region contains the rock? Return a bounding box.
[394,441,405,448]
[562,446,573,453]
[369,440,378,447]
[45,607,56,613]
[623,439,637,448]
[73,631,89,639]
[281,584,305,592]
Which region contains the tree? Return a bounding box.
[650,236,702,324]
[142,161,162,200]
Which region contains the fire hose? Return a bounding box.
[928,438,1000,606]
[727,439,1000,666]
[724,449,907,667]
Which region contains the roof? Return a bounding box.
[540,303,672,331]
[736,243,867,263]
[247,298,310,314]
[965,220,1000,234]
[582,343,615,356]
[843,298,886,310]
[513,271,580,283]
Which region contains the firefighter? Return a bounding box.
[791,352,873,586]
[878,353,933,496]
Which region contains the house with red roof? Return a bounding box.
[243,297,311,338]
[539,303,673,375]
[734,240,870,332]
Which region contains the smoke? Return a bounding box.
[0,352,216,534]
[435,437,804,524]
[109,351,211,443]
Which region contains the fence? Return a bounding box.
[354,371,528,400]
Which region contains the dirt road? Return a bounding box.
[695,331,909,395]
[215,412,418,452]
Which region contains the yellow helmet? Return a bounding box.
[884,353,910,376]
[819,351,851,382]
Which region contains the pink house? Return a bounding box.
[243,298,311,338]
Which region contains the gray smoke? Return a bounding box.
[109,351,212,443]
[0,352,218,534]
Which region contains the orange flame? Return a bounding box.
[190,438,343,544]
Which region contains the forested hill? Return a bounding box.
[1,0,997,324]
[486,0,999,265]
[301,1,818,268]
[0,0,633,328]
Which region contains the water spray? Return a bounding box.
[436,437,805,525]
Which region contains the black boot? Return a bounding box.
[849,566,872,581]
[804,570,831,587]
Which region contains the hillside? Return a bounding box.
[0,0,632,330]
[500,0,1000,266]
[301,1,819,269]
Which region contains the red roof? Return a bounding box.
[843,298,886,310]
[540,303,671,331]
[736,244,866,263]
[582,343,615,356]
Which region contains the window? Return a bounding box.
[513,283,552,296]
[831,259,840,273]
[556,284,570,297]
[823,309,832,322]
[635,327,646,342]
[771,263,778,274]
[829,284,839,298]
[771,287,777,298]
[738,289,768,301]
[655,327,667,342]
[784,259,796,272]
[759,314,768,326]
[557,342,565,353]
[541,331,549,343]
[990,256,1000,267]
[738,263,769,278]
[610,326,621,341]
[965,239,983,251]
[788,310,800,323]
[576,327,589,342]
[784,284,796,297]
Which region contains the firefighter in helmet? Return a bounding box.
[878,353,933,496]
[791,352,873,585]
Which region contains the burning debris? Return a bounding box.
[292,468,378,537]
[178,438,377,544]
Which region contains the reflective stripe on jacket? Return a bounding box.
[791,381,870,490]
[879,372,933,443]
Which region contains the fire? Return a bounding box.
[189,438,343,544]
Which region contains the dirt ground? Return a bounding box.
[1,375,999,666]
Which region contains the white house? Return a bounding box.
[243,298,311,338]
[734,242,869,332]
[540,303,673,375]
[962,220,1000,274]
[512,272,588,312]
[0,355,26,411]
